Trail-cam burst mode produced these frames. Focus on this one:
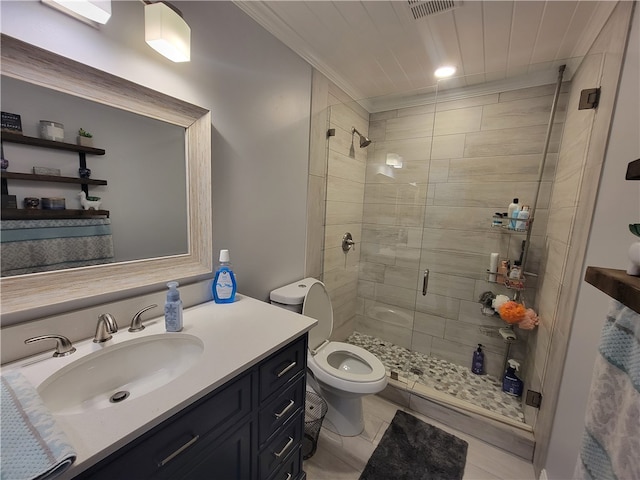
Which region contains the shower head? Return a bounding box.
[351,127,372,148]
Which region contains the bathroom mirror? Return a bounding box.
[1,75,189,274]
[0,35,212,323]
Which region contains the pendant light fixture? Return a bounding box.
[42,0,112,26]
[144,1,191,63]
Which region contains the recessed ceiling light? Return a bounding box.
[434,65,457,78]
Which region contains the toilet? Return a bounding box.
[270,278,388,436]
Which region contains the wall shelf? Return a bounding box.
[626,158,640,180]
[1,171,107,186]
[1,131,105,155]
[1,131,108,213]
[585,266,640,314]
[1,208,109,220]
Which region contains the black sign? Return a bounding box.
[1,112,23,134]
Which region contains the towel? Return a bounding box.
[574,300,640,480]
[1,371,76,480]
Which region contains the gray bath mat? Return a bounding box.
[359,410,468,480]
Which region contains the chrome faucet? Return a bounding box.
[128,304,158,332]
[25,335,76,357]
[94,313,118,343]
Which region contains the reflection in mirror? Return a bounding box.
[1,76,188,276]
[1,34,212,324]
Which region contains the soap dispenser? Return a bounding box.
[502,359,524,397]
[213,249,237,303]
[471,344,485,375]
[164,281,183,332]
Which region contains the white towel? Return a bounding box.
[574,300,640,480]
[0,371,76,480]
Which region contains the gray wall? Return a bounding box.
[2,77,187,263]
[0,1,312,303]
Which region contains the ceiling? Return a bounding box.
[236,1,617,111]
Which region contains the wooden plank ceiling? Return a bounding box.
[236,1,616,108]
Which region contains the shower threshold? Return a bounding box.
[346,331,527,427]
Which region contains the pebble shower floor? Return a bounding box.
[346,331,525,423]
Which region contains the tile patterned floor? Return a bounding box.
[303,394,536,480]
[346,331,525,423]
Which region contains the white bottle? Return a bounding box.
[516,205,530,231]
[508,198,519,230]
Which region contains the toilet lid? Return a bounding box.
[302,281,333,351]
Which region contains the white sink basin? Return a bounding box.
[38,334,204,416]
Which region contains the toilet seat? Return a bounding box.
[303,282,387,393]
[312,342,387,382]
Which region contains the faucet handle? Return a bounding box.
[129,304,158,332]
[25,335,76,357]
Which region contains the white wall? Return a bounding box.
[0,1,312,304]
[545,4,640,478]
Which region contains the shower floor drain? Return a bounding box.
[409,367,424,376]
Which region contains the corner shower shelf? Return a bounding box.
[491,216,534,234]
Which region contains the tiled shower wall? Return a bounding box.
[356,84,568,379]
[306,70,368,342]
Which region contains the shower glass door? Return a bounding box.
[328,63,569,428]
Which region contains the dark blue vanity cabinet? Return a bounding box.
[76,333,308,480]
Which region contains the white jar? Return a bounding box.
[39,120,64,142]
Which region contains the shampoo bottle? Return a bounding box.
[213,249,237,303]
[508,198,519,230]
[502,359,524,397]
[164,281,183,332]
[516,205,530,231]
[471,344,485,375]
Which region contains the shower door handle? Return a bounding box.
[422,269,429,296]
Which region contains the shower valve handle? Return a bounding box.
[342,232,356,252]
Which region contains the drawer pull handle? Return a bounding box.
[274,436,294,458]
[277,361,297,378]
[158,435,199,467]
[274,399,295,419]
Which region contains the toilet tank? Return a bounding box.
[269,278,319,313]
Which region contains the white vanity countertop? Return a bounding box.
[5,295,316,479]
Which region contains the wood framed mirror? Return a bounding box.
[0,34,212,323]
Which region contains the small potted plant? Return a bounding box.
[77,128,93,147]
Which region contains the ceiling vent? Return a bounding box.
[408,0,461,19]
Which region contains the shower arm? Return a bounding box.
[519,64,566,279]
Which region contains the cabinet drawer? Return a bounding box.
[77,373,252,479]
[259,336,307,402]
[162,421,252,480]
[266,445,302,480]
[259,412,303,480]
[259,376,305,447]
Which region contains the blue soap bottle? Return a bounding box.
[164,281,183,332]
[502,359,524,397]
[213,249,237,303]
[471,344,484,375]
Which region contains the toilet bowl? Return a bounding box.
[270,278,387,436]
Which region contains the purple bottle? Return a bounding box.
[472,344,485,375]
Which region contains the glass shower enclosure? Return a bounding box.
[320,63,571,429]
